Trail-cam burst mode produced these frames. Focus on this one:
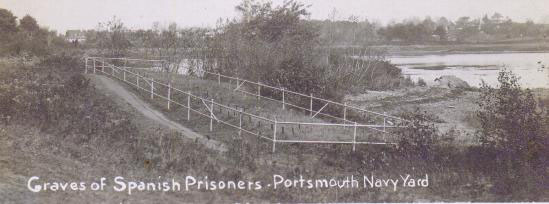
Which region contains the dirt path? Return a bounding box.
[90,75,227,152]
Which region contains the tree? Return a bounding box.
[211,0,350,103]
[0,8,17,35]
[0,9,17,54]
[422,16,436,33]
[96,16,131,57]
[436,17,450,27]
[434,25,447,41]
[0,11,51,55]
[19,15,39,33]
[158,22,182,84]
[491,12,504,23]
[379,22,431,42]
[211,0,400,103]
[327,8,338,44]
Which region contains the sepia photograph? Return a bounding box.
[0,0,548,203]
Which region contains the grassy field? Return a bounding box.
[105,71,480,202]
[118,68,395,143]
[100,65,548,201]
[2,55,548,202]
[0,56,253,203]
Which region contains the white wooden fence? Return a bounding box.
[198,69,409,127]
[85,57,406,152]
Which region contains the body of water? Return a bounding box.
[389,52,549,88]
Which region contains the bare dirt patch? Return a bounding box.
[346,86,480,144]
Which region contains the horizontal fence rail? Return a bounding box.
[88,56,408,125]
[199,69,409,124]
[84,57,406,153]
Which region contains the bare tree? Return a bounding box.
[157,23,182,85]
[96,16,130,57]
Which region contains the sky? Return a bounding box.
[1,0,548,33]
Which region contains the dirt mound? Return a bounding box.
[434,75,470,89]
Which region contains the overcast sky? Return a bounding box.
[1,0,548,33]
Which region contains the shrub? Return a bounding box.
[476,69,548,199]
[396,109,439,161]
[417,77,427,87]
[0,55,87,128]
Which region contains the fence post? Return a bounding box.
[93,59,96,74]
[310,93,313,117]
[167,83,171,110]
[102,59,105,72]
[353,122,357,152]
[84,57,88,74]
[187,92,191,121]
[217,73,221,85]
[383,112,387,135]
[239,108,242,136]
[123,69,126,81]
[282,88,285,110]
[257,82,261,101]
[272,117,277,153]
[235,78,238,91]
[151,78,154,99]
[343,102,347,123]
[210,99,214,132]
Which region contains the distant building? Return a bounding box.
[65,30,86,43]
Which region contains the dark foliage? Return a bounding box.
[396,109,439,161]
[476,69,549,200]
[0,9,68,56]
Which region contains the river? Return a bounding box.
[389,52,549,88]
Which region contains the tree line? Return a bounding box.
[378,13,549,43]
[0,8,67,56]
[316,12,549,45]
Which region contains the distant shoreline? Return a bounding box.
[387,50,549,57]
[374,42,549,56]
[387,50,549,56]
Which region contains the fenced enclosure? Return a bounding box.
[85,57,408,152]
[198,69,408,125]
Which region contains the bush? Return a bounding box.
[476,69,548,199]
[396,109,439,161]
[0,55,87,128]
[417,77,427,86]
